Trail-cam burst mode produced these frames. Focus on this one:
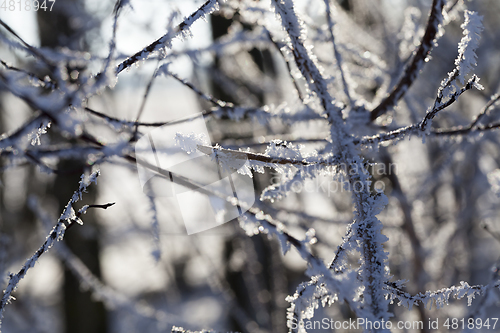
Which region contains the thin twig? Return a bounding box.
[324,0,352,106]
[0,19,55,70]
[0,59,55,89]
[196,144,341,167]
[132,64,160,140]
[420,75,478,131]
[114,0,219,75]
[168,70,233,108]
[265,29,305,102]
[469,93,500,129]
[0,173,113,323]
[358,75,480,145]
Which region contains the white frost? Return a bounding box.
[455,11,483,85]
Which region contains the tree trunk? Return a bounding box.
[37,4,108,333]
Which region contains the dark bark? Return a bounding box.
[37,4,108,333]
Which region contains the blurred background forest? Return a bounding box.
[1,0,500,332]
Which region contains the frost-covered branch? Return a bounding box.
[431,93,500,136]
[454,11,484,86]
[434,121,500,137]
[84,101,323,134]
[133,143,353,317]
[196,144,341,168]
[0,19,55,70]
[265,29,305,101]
[385,279,500,311]
[28,197,185,327]
[272,0,392,327]
[362,10,485,142]
[370,0,445,121]
[115,0,220,75]
[463,261,500,324]
[0,114,49,151]
[420,74,480,133]
[0,171,112,327]
[272,0,343,120]
[358,73,482,145]
[0,59,55,89]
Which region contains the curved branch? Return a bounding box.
[370,0,444,121]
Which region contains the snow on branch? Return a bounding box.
[0,19,55,70]
[358,74,484,145]
[72,170,100,202]
[286,276,340,333]
[0,171,113,328]
[271,0,343,124]
[28,197,184,327]
[115,0,220,75]
[435,11,484,110]
[193,142,342,196]
[0,215,71,323]
[272,0,393,325]
[0,114,50,152]
[238,210,356,312]
[370,0,445,121]
[0,60,55,90]
[420,74,481,133]
[455,11,484,85]
[0,69,85,138]
[385,279,500,311]
[134,146,353,310]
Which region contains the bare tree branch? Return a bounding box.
[370,0,445,121]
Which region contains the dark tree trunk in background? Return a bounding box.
[37,4,108,333]
[51,164,107,333]
[210,11,287,333]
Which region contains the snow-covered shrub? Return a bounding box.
[1,0,500,332]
